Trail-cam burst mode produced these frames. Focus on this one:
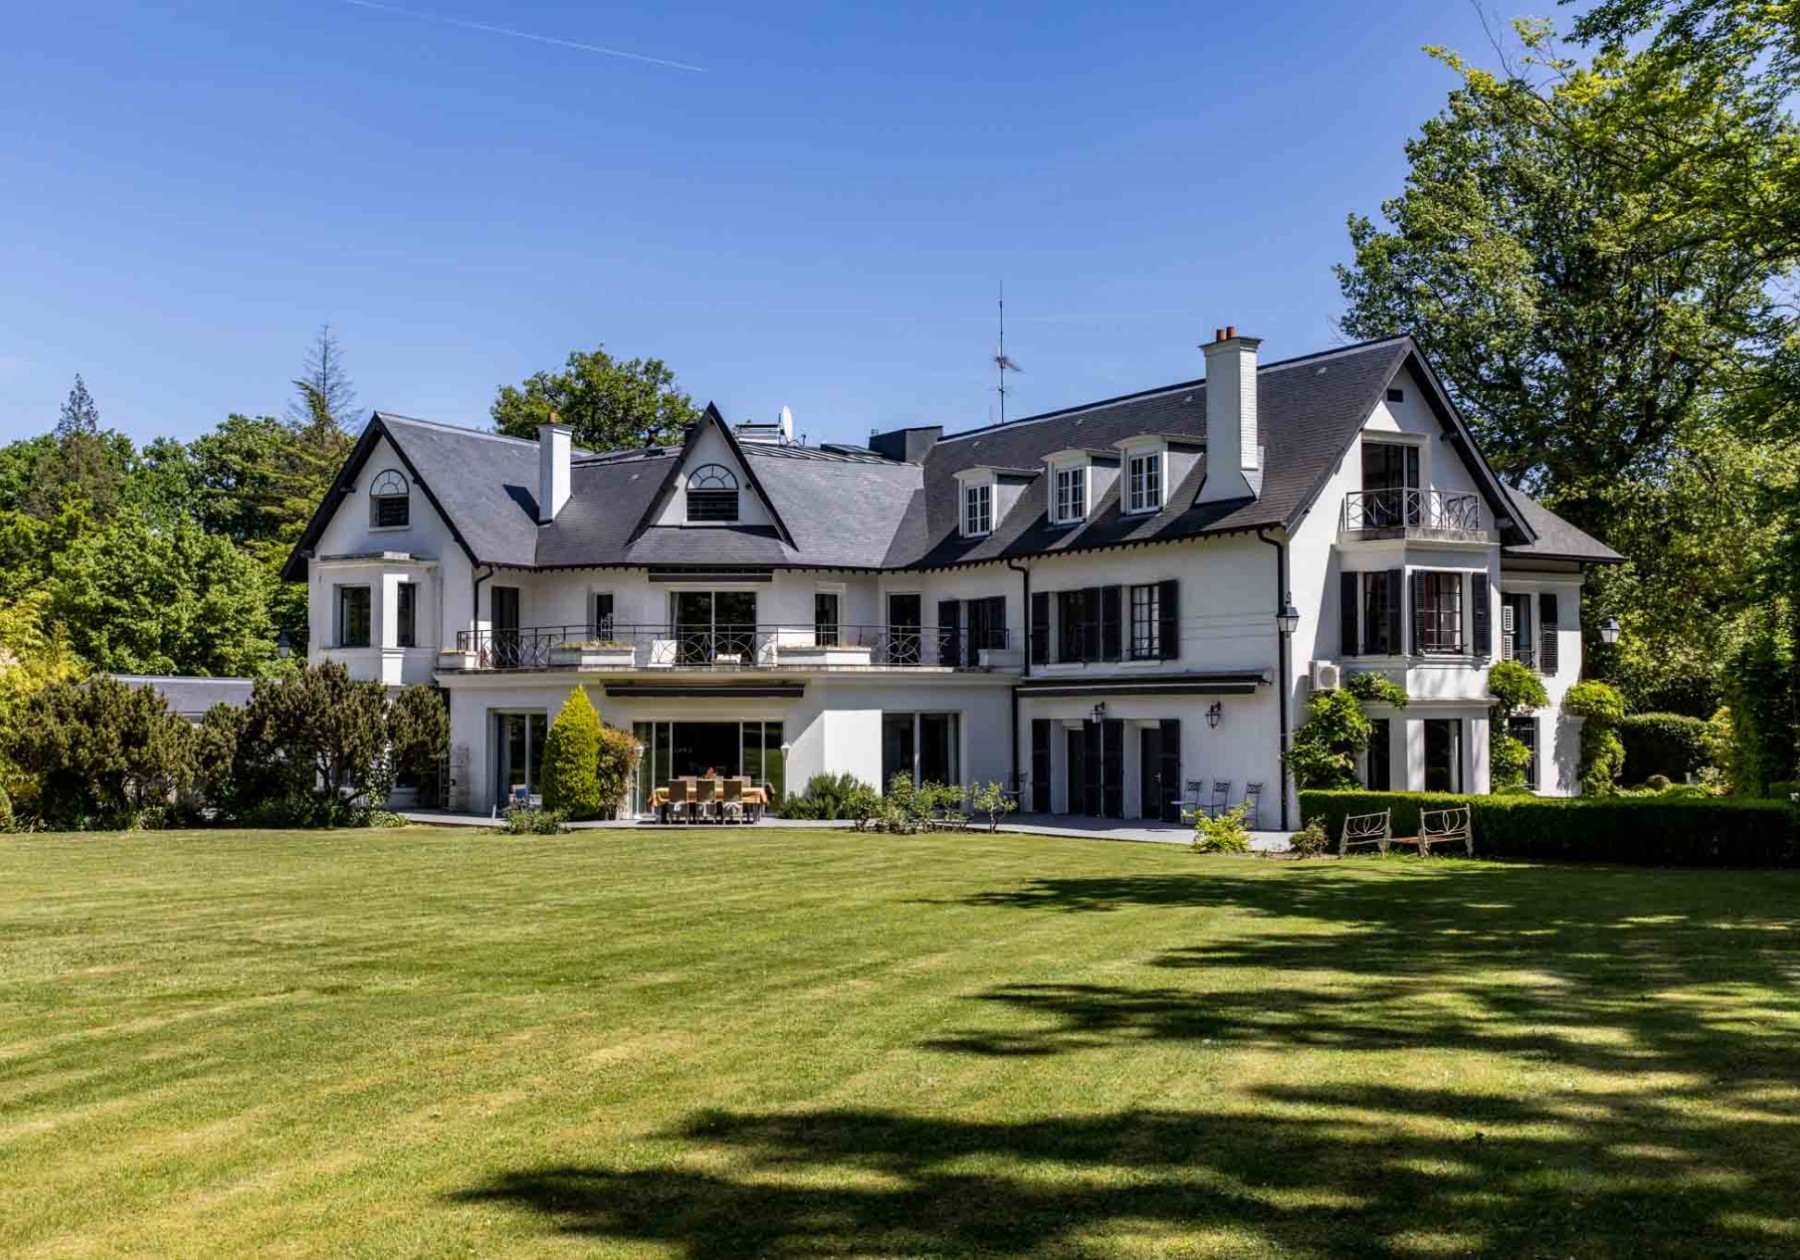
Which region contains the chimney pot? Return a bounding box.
[1226,325,1236,339]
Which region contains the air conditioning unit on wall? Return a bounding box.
[1308,660,1341,692]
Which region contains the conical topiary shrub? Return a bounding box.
[541,687,603,819]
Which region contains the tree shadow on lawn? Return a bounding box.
[455,865,1800,1257]
[454,1087,1799,1258]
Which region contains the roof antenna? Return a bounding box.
[993,281,1022,422]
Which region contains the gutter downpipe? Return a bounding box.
[470,564,493,654]
[1007,559,1031,798]
[1255,528,1291,831]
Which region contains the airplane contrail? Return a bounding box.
[333,0,707,73]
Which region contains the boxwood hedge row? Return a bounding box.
[1298,790,1800,868]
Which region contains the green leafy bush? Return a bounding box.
[388,685,450,807]
[780,772,872,819]
[969,781,1017,832]
[229,664,390,816]
[1284,690,1371,790]
[1487,660,1549,790]
[845,784,882,832]
[1344,671,1409,708]
[541,688,603,818]
[1194,803,1252,853]
[595,722,640,818]
[7,676,194,829]
[1768,780,1800,803]
[1564,680,1627,796]
[1300,790,1799,867]
[1288,817,1329,858]
[500,805,567,835]
[1619,712,1710,785]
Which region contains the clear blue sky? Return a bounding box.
[0,0,1525,449]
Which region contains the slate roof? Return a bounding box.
[116,674,257,719]
[283,334,1619,578]
[1503,489,1624,563]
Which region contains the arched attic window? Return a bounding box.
[686,463,740,522]
[369,469,410,527]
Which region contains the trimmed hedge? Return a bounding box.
[1619,712,1710,784]
[1299,790,1800,868]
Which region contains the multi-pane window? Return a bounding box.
[963,482,993,536]
[1419,572,1464,654]
[369,469,409,528]
[1362,572,1396,655]
[814,591,841,646]
[1052,465,1086,524]
[337,585,371,648]
[397,582,417,648]
[686,464,740,522]
[1125,451,1162,514]
[1129,583,1161,659]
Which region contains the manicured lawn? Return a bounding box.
[1,828,1797,1258]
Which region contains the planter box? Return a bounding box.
[776,644,875,667]
[437,649,480,672]
[550,645,637,669]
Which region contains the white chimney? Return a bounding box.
[538,422,571,522]
[1198,326,1262,502]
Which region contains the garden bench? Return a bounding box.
[1338,809,1392,855]
[1418,805,1474,856]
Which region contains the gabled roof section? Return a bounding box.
[625,403,797,549]
[280,412,547,580]
[1502,489,1623,563]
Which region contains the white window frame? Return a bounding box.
[1124,449,1164,515]
[1051,464,1088,525]
[963,481,993,537]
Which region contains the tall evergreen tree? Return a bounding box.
[25,376,126,520]
[286,324,358,434]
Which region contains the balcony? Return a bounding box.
[1340,489,1487,542]
[443,623,1017,673]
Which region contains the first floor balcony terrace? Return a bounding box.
[1341,488,1488,541]
[443,622,1018,673]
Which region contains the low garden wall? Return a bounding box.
[1299,790,1800,868]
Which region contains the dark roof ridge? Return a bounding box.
[933,334,1415,447]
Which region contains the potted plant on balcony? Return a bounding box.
[550,639,637,669]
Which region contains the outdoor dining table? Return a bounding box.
[650,781,767,823]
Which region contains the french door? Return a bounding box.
[887,594,922,664]
[670,590,758,665]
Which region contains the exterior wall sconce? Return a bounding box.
[1207,701,1223,729]
[1599,616,1622,645]
[276,630,293,660]
[1276,600,1301,636]
[1091,702,1107,723]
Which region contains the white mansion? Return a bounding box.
[285,331,1618,825]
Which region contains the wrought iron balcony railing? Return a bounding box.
[1341,488,1484,535]
[448,623,1014,672]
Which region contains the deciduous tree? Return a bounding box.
[492,345,699,452]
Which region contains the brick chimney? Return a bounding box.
[1197,326,1262,502]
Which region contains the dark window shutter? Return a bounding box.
[1101,719,1123,818]
[1385,568,1404,656]
[1409,571,1426,657]
[1030,592,1050,665]
[1031,720,1051,812]
[1082,721,1103,816]
[938,600,961,667]
[1539,592,1560,674]
[1159,719,1182,823]
[1471,573,1490,657]
[1339,572,1359,657]
[1158,579,1179,660]
[1100,586,1122,661]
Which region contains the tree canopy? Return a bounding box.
[491,345,700,452]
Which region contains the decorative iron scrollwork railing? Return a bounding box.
[449,623,1012,672]
[1341,488,1483,534]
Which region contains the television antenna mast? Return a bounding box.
[993,282,1022,422]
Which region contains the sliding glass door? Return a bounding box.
[629,720,786,815]
[494,711,548,806]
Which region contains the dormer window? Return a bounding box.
[963,481,993,536]
[369,469,409,528]
[686,464,740,523]
[1125,449,1163,515]
[1052,464,1087,525]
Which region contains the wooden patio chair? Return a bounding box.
[692,778,718,823]
[666,778,693,824]
[1419,804,1474,857]
[720,776,745,823]
[1338,809,1392,855]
